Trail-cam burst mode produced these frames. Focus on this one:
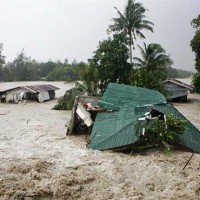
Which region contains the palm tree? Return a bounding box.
[133,43,173,93]
[133,43,173,70]
[109,0,154,64]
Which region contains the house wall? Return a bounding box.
[165,82,188,99]
[38,91,50,103]
[5,88,27,102]
[37,91,56,102]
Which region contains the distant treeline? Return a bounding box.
[0,49,192,82]
[0,49,87,82]
[165,66,193,79]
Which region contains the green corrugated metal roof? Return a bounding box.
[99,83,167,111]
[154,104,200,153]
[89,106,146,150]
[87,83,200,152]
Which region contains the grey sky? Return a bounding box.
[0,0,199,71]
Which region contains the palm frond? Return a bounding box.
[135,30,145,39]
[142,20,154,26]
[109,0,154,63]
[114,6,127,22]
[135,43,173,70]
[137,43,146,58]
[133,57,144,64]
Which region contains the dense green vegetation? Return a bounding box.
[191,15,200,93]
[0,44,191,84]
[0,48,87,82]
[139,114,186,152]
[53,82,86,110]
[88,33,132,93]
[132,43,173,94]
[165,66,193,78]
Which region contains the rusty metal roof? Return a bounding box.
[23,85,59,93]
[1,84,59,93]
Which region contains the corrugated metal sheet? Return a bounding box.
[88,105,148,150]
[164,79,193,90]
[154,104,200,153]
[88,83,200,152]
[23,85,59,93]
[99,83,166,111]
[1,84,59,93]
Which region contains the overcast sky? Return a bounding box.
[0,0,199,71]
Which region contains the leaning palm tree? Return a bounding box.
[109,0,154,64]
[133,43,173,70]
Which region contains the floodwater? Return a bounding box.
[0,81,200,200]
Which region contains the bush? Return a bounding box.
[53,91,76,110]
[192,72,200,93]
[139,114,186,151]
[53,82,86,110]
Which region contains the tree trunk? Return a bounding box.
[129,32,133,65]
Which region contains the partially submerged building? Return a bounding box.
[84,83,200,153]
[66,95,101,135]
[0,84,59,103]
[164,79,193,101]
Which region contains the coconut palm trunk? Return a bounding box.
[129,31,133,64]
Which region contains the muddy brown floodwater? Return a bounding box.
[0,82,200,200]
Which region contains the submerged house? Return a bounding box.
[164,79,193,101]
[86,83,200,153]
[0,84,59,103]
[66,95,101,135]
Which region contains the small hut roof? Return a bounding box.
[1,84,59,93]
[164,79,193,90]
